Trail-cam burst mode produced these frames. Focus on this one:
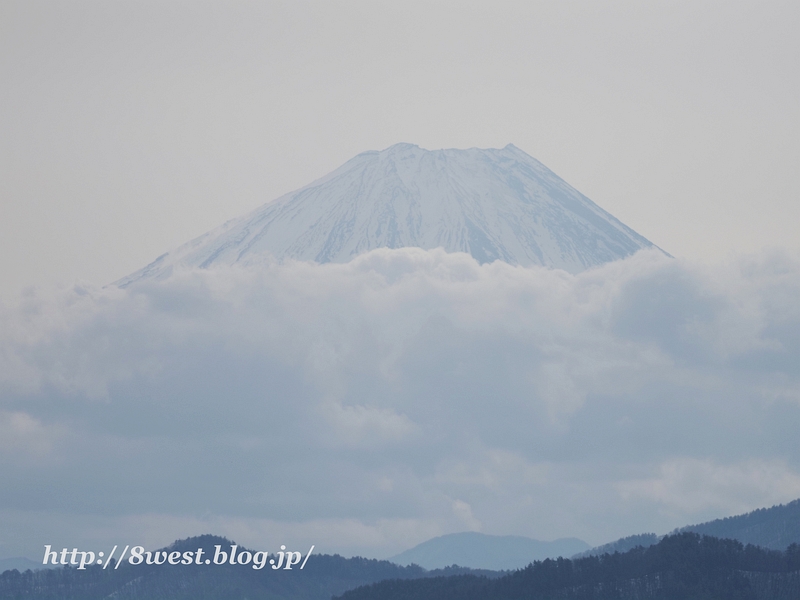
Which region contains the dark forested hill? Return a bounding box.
[337,533,800,600]
[0,535,500,600]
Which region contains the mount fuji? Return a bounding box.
[118,143,663,286]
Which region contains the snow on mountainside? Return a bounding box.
[117,143,663,286]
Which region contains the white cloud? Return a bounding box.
[435,449,551,490]
[318,400,418,449]
[451,499,481,531]
[0,410,64,462]
[1,247,800,556]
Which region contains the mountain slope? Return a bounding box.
[118,143,662,286]
[679,498,800,550]
[572,533,661,559]
[574,498,800,559]
[389,532,589,570]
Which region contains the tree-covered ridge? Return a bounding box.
[572,533,660,560]
[337,533,800,600]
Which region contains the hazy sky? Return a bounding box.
[2,1,800,563]
[2,1,799,300]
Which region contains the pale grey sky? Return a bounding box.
[3,2,800,561]
[1,1,799,300]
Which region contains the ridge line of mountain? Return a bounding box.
[573,497,800,559]
[116,143,666,287]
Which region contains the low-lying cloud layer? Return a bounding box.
[1,247,799,559]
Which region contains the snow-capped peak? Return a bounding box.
[118,143,663,286]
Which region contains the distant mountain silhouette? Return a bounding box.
[390,532,589,570]
[575,498,800,558]
[679,498,800,550]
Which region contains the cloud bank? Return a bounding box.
[1,247,800,558]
